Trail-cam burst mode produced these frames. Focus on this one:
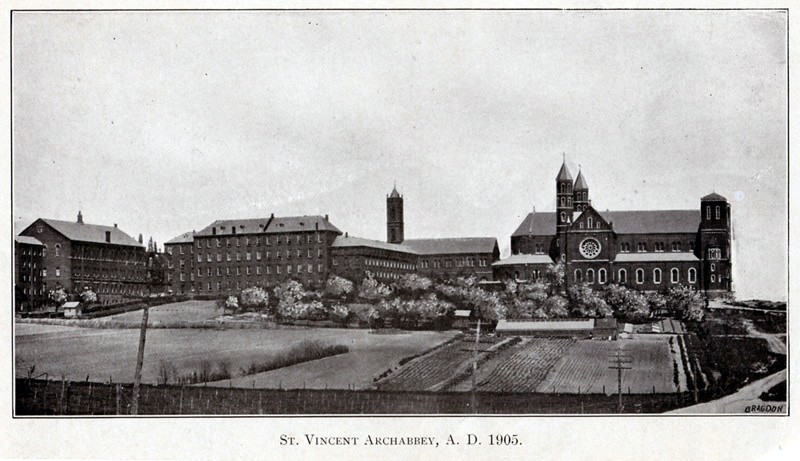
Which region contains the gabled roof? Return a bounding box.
[492,254,554,266]
[332,236,418,255]
[165,231,195,245]
[574,170,588,190]
[614,253,699,262]
[15,235,44,246]
[556,161,573,181]
[701,192,727,202]
[35,219,142,247]
[401,237,498,255]
[196,215,341,237]
[512,209,700,237]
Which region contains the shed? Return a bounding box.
[453,309,472,330]
[495,319,595,338]
[62,301,81,318]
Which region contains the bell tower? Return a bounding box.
[387,183,404,244]
[573,169,589,211]
[556,158,573,233]
[699,192,732,297]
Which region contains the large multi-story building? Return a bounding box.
[18,211,148,303]
[495,160,733,298]
[165,214,342,295]
[329,186,500,284]
[14,235,45,311]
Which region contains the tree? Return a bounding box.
[48,287,67,311]
[273,280,307,313]
[543,263,565,295]
[666,286,705,322]
[330,303,352,327]
[393,274,433,298]
[240,286,269,312]
[568,283,612,318]
[603,284,650,322]
[358,271,391,300]
[225,296,239,312]
[324,275,355,298]
[79,289,97,305]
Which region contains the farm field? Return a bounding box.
[537,335,685,394]
[477,338,575,393]
[15,323,455,387]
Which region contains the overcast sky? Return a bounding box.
[12,10,787,300]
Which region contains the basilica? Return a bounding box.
[493,160,733,298]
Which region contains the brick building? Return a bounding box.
[14,235,45,311]
[496,160,732,299]
[18,211,148,303]
[165,214,342,295]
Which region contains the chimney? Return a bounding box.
[77,210,83,224]
[114,223,118,228]
[345,232,348,238]
[212,227,217,235]
[105,231,111,243]
[325,214,329,221]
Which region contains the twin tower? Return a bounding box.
[556,160,591,230]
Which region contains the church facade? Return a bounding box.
[494,160,732,298]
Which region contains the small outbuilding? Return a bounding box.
[62,301,81,318]
[495,318,618,339]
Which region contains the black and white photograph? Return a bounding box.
[3,3,795,459]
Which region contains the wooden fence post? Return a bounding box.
[59,376,66,415]
[116,384,121,415]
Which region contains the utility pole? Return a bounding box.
[609,348,632,413]
[130,303,149,415]
[472,318,481,391]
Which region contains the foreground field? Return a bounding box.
[15,323,455,388]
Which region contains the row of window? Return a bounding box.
[194,264,325,277]
[197,278,325,292]
[706,205,722,220]
[194,234,325,250]
[197,249,325,263]
[420,258,488,269]
[618,241,694,253]
[577,267,698,285]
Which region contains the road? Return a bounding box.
[668,369,786,414]
[742,319,787,355]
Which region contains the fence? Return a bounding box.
[16,378,695,415]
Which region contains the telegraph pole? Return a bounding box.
[609,349,632,413]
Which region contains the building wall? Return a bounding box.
[165,242,196,294]
[68,242,147,301]
[416,251,498,282]
[192,230,339,296]
[14,241,44,310]
[21,221,73,293]
[331,246,417,283]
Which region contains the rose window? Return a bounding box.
[579,238,601,259]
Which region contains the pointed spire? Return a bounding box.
[389,182,401,198]
[138,233,143,244]
[556,158,572,181]
[574,169,589,190]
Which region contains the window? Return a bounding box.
[317,264,323,273]
[246,267,251,275]
[706,206,711,219]
[236,238,240,247]
[587,217,593,228]
[560,183,566,193]
[688,268,697,283]
[180,246,184,255]
[672,241,682,252]
[246,252,251,261]
[216,267,221,276]
[715,206,720,219]
[635,269,644,284]
[216,238,221,248]
[236,252,241,261]
[197,241,202,249]
[598,269,607,284]
[711,274,716,283]
[618,269,627,283]
[256,251,262,261]
[560,212,566,223]
[226,267,230,275]
[256,266,261,275]
[216,253,222,262]
[42,269,47,277]
[206,253,212,262]
[655,242,665,252]
[671,268,679,283]
[277,266,281,274]
[54,244,60,257]
[208,282,212,291]
[653,268,662,284]
[637,242,646,252]
[620,242,630,253]
[575,269,582,283]
[710,263,715,272]
[207,268,212,276]
[560,197,565,207]
[197,268,202,277]
[206,240,211,248]
[709,248,721,260]
[586,269,595,283]
[287,265,292,274]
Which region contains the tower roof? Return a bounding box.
[556,161,572,181]
[701,192,727,202]
[389,184,401,198]
[574,170,588,190]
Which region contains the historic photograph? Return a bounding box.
[12,9,787,416]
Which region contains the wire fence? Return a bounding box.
[16,378,696,415]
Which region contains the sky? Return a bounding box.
[11,10,787,300]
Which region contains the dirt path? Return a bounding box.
[743,320,787,355]
[668,369,786,414]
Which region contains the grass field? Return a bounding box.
[537,335,684,394]
[104,300,220,324]
[15,323,456,388]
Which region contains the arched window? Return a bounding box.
[596,222,601,229]
[575,269,583,282]
[710,263,716,272]
[54,244,60,257]
[635,269,644,284]
[671,268,680,283]
[579,222,584,229]
[715,206,720,219]
[560,212,566,223]
[560,183,566,193]
[711,274,716,283]
[618,269,627,284]
[653,268,662,284]
[688,268,697,283]
[706,206,711,219]
[586,269,595,283]
[561,197,565,207]
[587,217,593,228]
[598,269,607,284]
[567,197,572,206]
